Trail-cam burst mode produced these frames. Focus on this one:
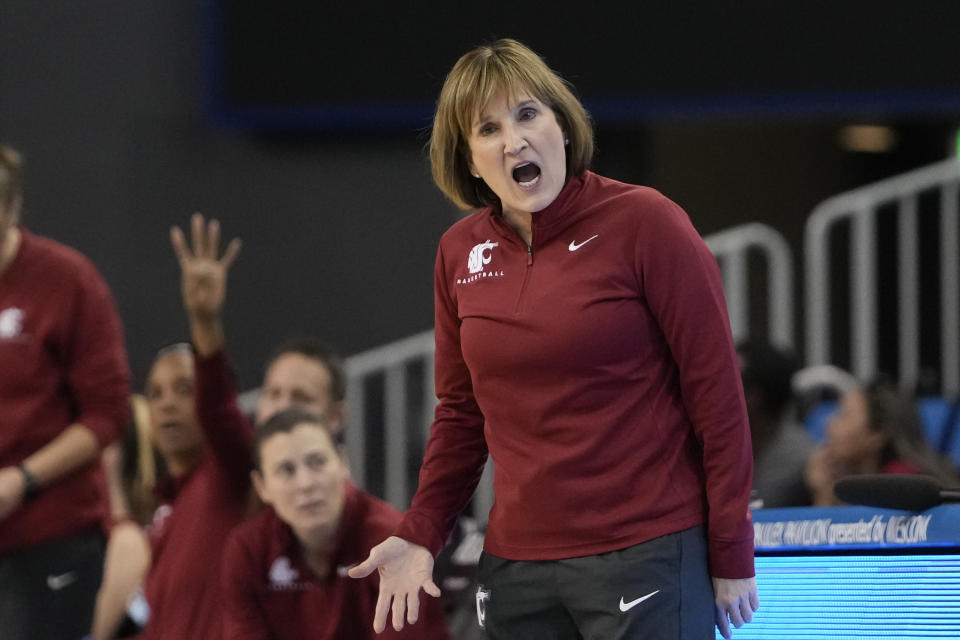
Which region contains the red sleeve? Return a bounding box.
[220,530,273,640]
[64,262,130,447]
[394,243,488,557]
[636,194,755,579]
[194,349,255,489]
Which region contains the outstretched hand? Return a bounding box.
[348,536,441,633]
[170,213,241,323]
[170,213,241,355]
[713,576,759,639]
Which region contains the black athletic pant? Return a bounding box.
[475,526,715,640]
[0,528,105,640]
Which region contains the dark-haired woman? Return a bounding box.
[807,378,958,506]
[220,408,450,639]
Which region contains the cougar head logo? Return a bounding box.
[269,556,299,586]
[0,308,23,339]
[467,241,499,274]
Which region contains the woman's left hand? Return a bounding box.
[712,576,759,639]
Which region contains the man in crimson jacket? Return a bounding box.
[0,144,130,640]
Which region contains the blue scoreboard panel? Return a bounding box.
[719,505,960,639]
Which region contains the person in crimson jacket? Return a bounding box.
[0,144,130,640]
[350,40,758,640]
[138,342,250,640]
[221,407,450,640]
[131,214,250,640]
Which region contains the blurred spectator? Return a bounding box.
[738,340,814,508]
[137,342,251,640]
[91,395,156,640]
[221,407,450,639]
[255,337,345,434]
[0,144,130,640]
[805,377,958,506]
[135,212,251,640]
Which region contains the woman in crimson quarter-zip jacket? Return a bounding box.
[350,38,759,640]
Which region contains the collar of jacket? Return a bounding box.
[486,171,590,249]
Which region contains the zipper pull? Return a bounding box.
[526,244,533,266]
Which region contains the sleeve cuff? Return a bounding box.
[78,412,127,448]
[708,535,756,578]
[393,511,447,557]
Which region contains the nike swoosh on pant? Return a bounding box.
[46,572,78,591]
[619,589,660,612]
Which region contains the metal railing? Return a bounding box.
[705,222,794,350]
[805,158,960,395]
[342,330,436,510]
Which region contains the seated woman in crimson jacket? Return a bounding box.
[220,407,450,640]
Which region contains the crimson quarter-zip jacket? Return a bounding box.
[0,229,129,553]
[396,171,754,579]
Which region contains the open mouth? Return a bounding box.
[512,162,541,188]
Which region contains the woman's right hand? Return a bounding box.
[169,213,241,355]
[348,535,441,633]
[170,212,241,322]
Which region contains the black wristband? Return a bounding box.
[17,464,40,499]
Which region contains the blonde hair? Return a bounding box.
[0,144,23,213]
[429,39,594,210]
[130,394,158,494]
[124,394,161,523]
